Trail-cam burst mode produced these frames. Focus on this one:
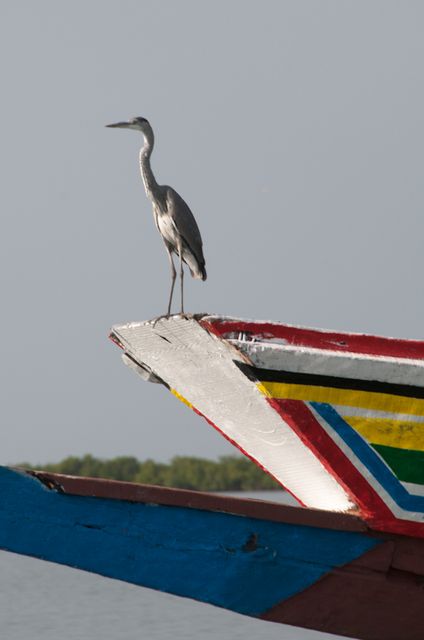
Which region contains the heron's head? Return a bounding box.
[106,116,151,134]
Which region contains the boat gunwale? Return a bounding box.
[25,468,368,533]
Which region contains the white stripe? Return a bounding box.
[333,405,424,423]
[402,481,424,497]
[231,341,424,387]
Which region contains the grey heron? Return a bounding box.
[106,117,206,316]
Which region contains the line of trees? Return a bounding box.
[23,454,280,491]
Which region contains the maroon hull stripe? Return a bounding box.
[262,542,424,640]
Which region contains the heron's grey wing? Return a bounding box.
[165,187,205,266]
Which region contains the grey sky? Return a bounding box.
[1,1,423,464]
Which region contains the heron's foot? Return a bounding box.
[151,313,171,328]
[150,312,193,327]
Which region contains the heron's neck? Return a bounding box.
[139,130,159,200]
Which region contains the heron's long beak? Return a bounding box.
[105,121,132,128]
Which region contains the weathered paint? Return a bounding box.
[2,468,424,640]
[0,467,378,617]
[112,317,352,511]
[261,381,424,415]
[206,316,424,360]
[343,416,424,452]
[110,315,424,536]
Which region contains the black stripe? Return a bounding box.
[235,362,424,400]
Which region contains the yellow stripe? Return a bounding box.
[257,381,272,398]
[343,416,424,452]
[171,388,193,409]
[260,381,424,417]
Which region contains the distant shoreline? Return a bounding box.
[19,454,281,492]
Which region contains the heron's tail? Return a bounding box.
[184,250,207,281]
[190,263,207,280]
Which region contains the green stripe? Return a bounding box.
[373,444,424,485]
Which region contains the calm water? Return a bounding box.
[0,492,344,640]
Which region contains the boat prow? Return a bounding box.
[111,314,424,538]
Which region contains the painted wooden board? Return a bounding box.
[1,466,424,640]
[111,315,424,538]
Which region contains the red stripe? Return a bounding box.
[202,319,424,361]
[271,399,384,518]
[270,398,424,538]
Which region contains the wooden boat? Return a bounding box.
[1,465,423,640]
[2,314,424,640]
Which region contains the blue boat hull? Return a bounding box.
[1,466,423,640]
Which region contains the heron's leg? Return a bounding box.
[178,244,184,314]
[165,244,176,317]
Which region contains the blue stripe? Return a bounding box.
[312,402,424,513]
[0,467,380,617]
